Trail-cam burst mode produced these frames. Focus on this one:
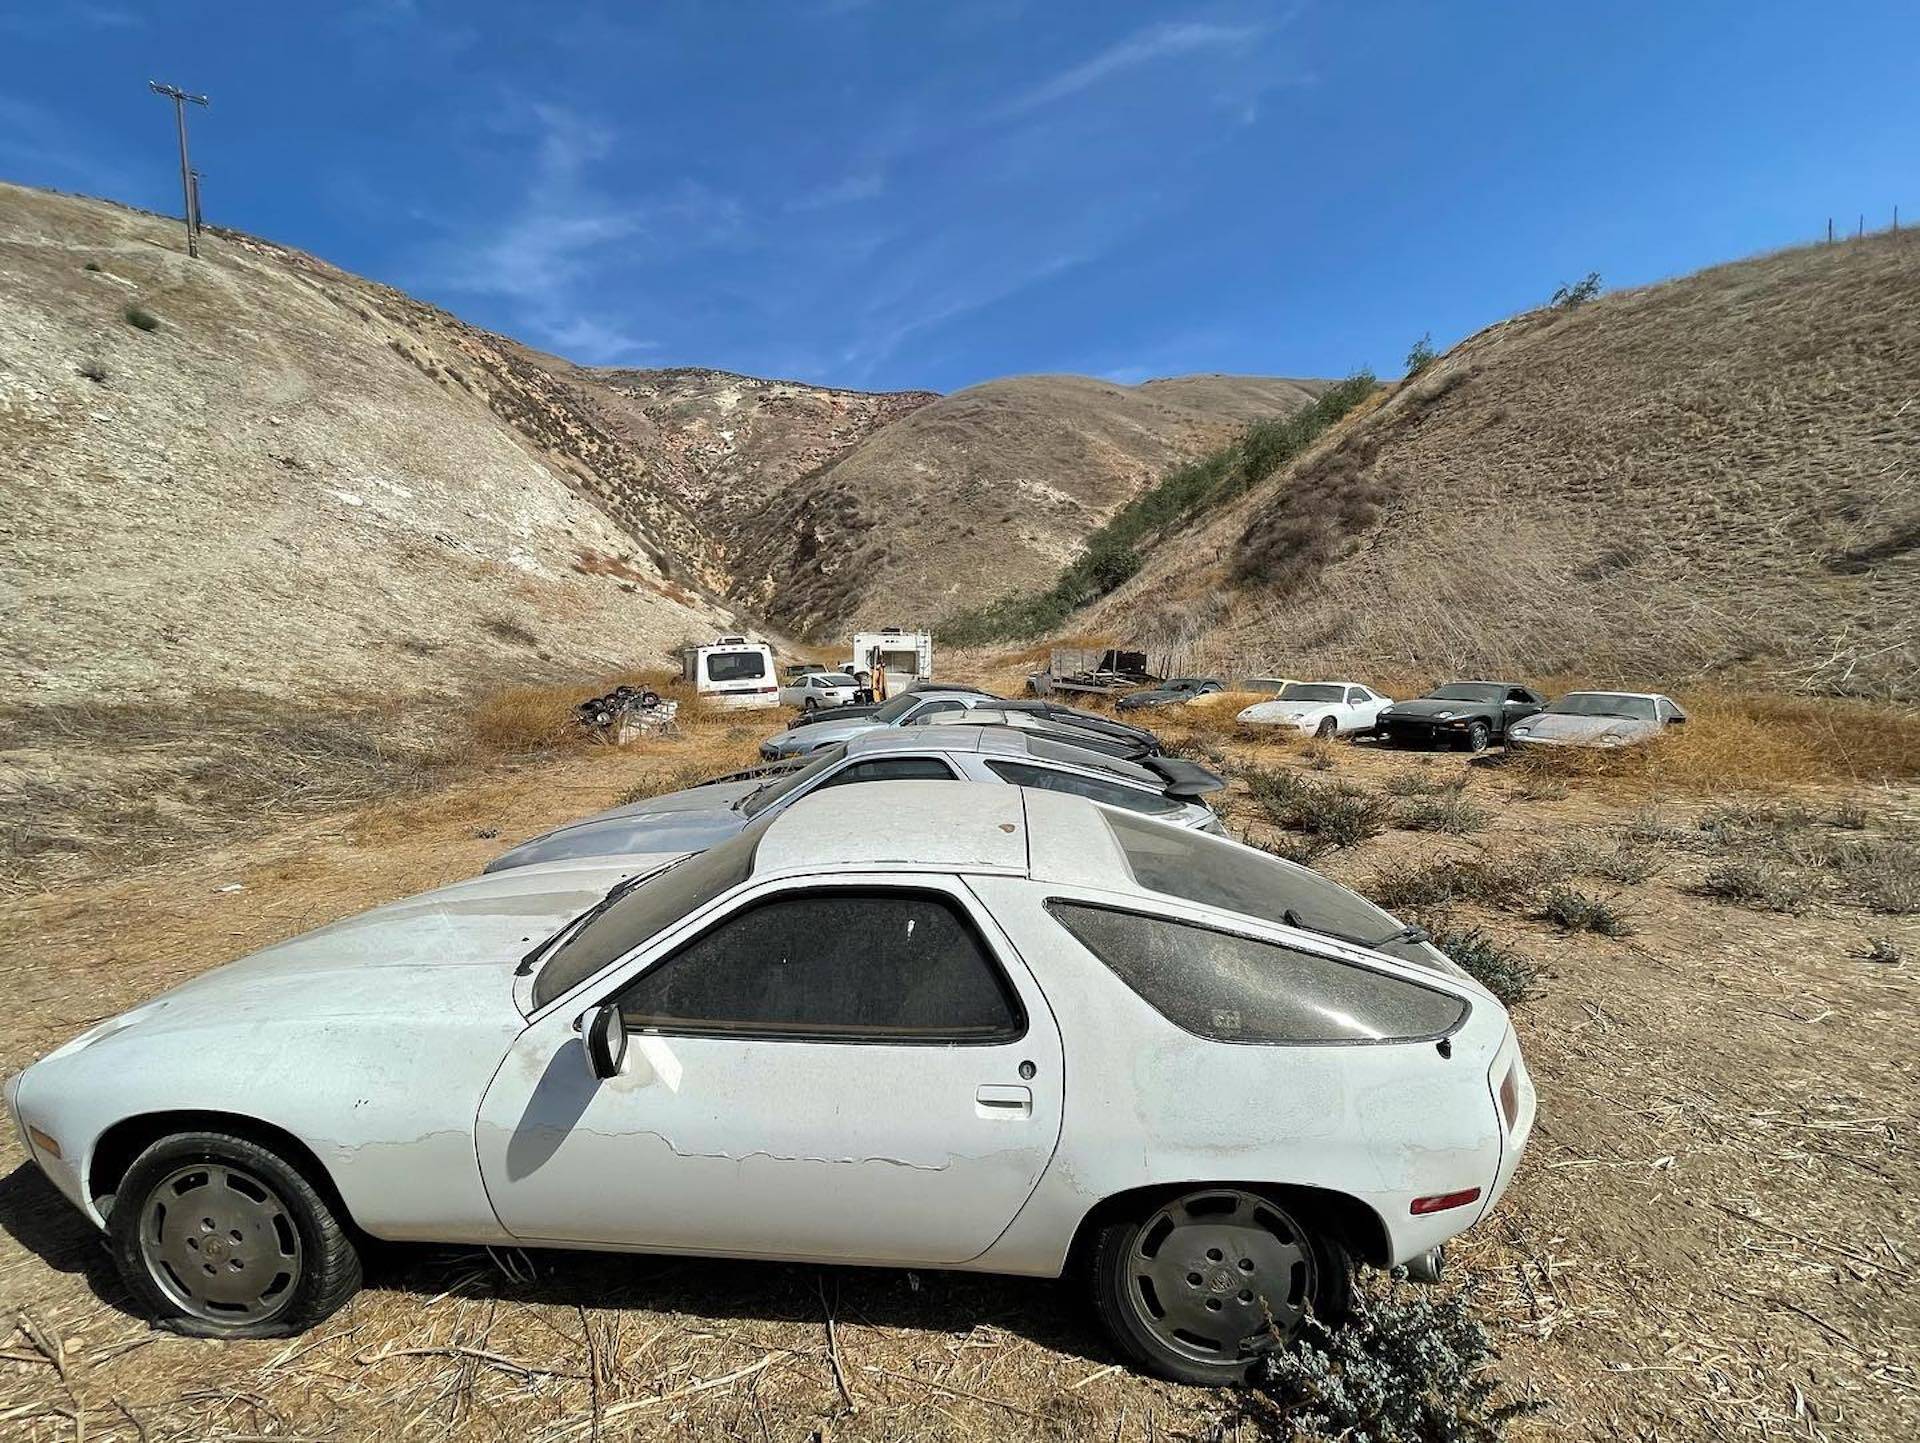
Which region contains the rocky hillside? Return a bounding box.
[746,373,1328,635]
[1091,232,1920,700]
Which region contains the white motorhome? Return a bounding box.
[848,628,933,691]
[680,635,779,709]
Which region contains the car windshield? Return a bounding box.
[1278,684,1344,703]
[1101,811,1442,969]
[1167,678,1208,689]
[742,744,848,818]
[1428,682,1506,702]
[531,822,766,1010]
[1546,693,1657,720]
[870,693,922,723]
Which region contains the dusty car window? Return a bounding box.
[706,651,767,682]
[742,745,848,818]
[1546,693,1657,720]
[986,759,1183,816]
[1278,684,1343,703]
[617,890,1025,1042]
[1429,682,1505,702]
[1049,902,1466,1044]
[815,757,959,787]
[1102,811,1440,968]
[530,824,765,1010]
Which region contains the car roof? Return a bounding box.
[1555,690,1668,701]
[842,723,1161,783]
[755,781,1033,877]
[1281,679,1369,689]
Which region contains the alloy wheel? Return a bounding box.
[138,1163,304,1324]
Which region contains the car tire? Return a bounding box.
[802,698,818,713]
[1314,717,1337,740]
[1088,1187,1353,1387]
[1465,720,1491,753]
[108,1130,362,1339]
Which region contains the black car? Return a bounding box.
[1115,677,1224,711]
[1375,681,1546,752]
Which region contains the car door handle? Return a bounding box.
[975,1084,1032,1118]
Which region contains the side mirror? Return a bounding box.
[1668,714,1687,725]
[581,1003,628,1080]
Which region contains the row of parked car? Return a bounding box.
[4,675,1536,1387]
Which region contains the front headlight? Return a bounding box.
[1600,734,1626,747]
[1434,710,1455,720]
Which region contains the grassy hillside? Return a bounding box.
[1091,231,1920,699]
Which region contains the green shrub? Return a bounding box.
[1540,885,1633,936]
[1365,848,1575,914]
[1247,769,1390,849]
[1697,859,1811,913]
[123,303,160,332]
[1429,924,1538,1005]
[1550,272,1602,308]
[1826,839,1919,914]
[1404,333,1437,376]
[1236,1282,1540,1443]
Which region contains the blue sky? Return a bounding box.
[4,2,1915,392]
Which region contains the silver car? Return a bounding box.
[759,687,1018,759]
[1506,691,1687,749]
[487,726,1226,872]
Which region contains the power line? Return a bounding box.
[148,80,209,258]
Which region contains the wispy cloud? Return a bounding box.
[787,169,886,212]
[426,102,740,364]
[996,20,1265,117]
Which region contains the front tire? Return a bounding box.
[1088,1188,1352,1386]
[109,1131,361,1338]
[1314,717,1337,740]
[1465,720,1491,753]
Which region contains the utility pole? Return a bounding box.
[189,169,205,234]
[148,80,209,258]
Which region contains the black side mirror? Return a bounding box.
[581,1003,628,1080]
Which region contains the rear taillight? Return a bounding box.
[1498,1063,1520,1129]
[1410,1187,1481,1216]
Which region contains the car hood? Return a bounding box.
[768,718,885,748]
[70,861,653,1045]
[1512,713,1658,744]
[1385,698,1489,719]
[1237,701,1329,722]
[487,803,745,870]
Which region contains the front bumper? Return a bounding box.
[1379,718,1473,745]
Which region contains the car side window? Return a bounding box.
[615,890,1025,1043]
[1345,688,1363,704]
[905,700,965,723]
[1048,901,1467,1044]
[1507,688,1533,703]
[814,757,958,788]
[984,759,1184,816]
[1656,699,1683,723]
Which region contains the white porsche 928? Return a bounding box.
[6,783,1533,1384]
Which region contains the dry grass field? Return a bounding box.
[1,663,1915,1442]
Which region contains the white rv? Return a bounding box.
[848,628,933,691]
[680,635,779,709]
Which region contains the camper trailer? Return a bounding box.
[680,635,780,709]
[847,628,933,691]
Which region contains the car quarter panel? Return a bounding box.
[960,875,1511,1275]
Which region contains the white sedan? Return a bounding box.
[777,671,861,712]
[6,783,1532,1384]
[1236,681,1393,738]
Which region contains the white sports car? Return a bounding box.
[6,783,1532,1384]
[776,671,862,712]
[1236,682,1393,738]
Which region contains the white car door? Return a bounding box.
[475,876,1064,1265]
[1343,687,1384,733]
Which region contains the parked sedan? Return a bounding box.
[7,781,1532,1386]
[485,725,1226,871]
[917,707,1156,762]
[1236,682,1392,738]
[1506,692,1686,749]
[1116,677,1224,711]
[758,688,1000,759]
[1376,682,1546,752]
[777,671,861,712]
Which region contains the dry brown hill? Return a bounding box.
[1091,232,1920,699]
[745,372,1328,636]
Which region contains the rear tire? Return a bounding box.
[803,698,818,713]
[1088,1188,1353,1386]
[108,1131,361,1339]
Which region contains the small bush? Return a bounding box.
[1550,272,1602,308]
[83,260,102,272]
[1830,800,1869,830]
[1861,936,1905,965]
[1385,768,1447,797]
[1826,839,1919,914]
[1398,792,1490,834]
[123,303,160,332]
[1366,849,1575,914]
[1430,924,1538,1005]
[1237,1282,1540,1443]
[1249,831,1333,867]
[1247,768,1390,849]
[1404,333,1437,376]
[1540,885,1633,936]
[1302,741,1337,771]
[1697,859,1811,913]
[77,360,108,384]
[1569,839,1661,885]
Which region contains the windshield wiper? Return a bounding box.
[515,860,680,976]
[1281,908,1431,952]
